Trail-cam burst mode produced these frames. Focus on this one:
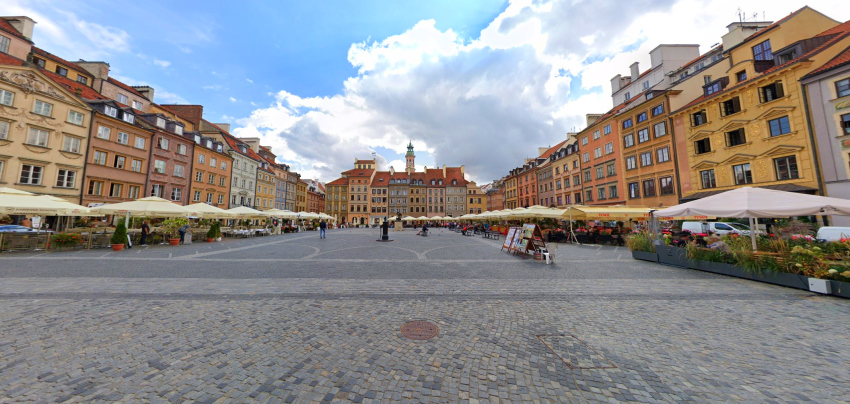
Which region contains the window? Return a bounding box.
[177,144,187,155]
[131,159,142,172]
[705,81,721,96]
[582,152,589,163]
[642,81,650,90]
[690,110,707,127]
[594,148,602,158]
[62,136,81,153]
[720,97,741,116]
[24,127,49,148]
[64,110,85,126]
[158,137,169,150]
[625,156,637,170]
[624,92,630,100]
[114,155,125,169]
[759,82,784,103]
[109,183,123,198]
[603,125,611,135]
[0,120,9,139]
[55,66,67,77]
[123,112,134,124]
[104,106,117,118]
[154,159,166,174]
[134,137,146,150]
[656,147,670,163]
[198,154,206,164]
[604,142,613,154]
[0,35,9,53]
[623,133,634,148]
[128,186,139,199]
[842,114,850,135]
[132,100,143,110]
[573,175,580,186]
[774,156,799,180]
[636,112,647,123]
[95,125,111,140]
[171,187,182,201]
[56,169,76,188]
[33,100,53,116]
[651,104,664,116]
[195,171,203,182]
[91,150,106,165]
[0,89,13,106]
[220,177,226,186]
[732,163,753,185]
[725,128,746,147]
[581,136,588,146]
[156,117,166,128]
[595,166,604,179]
[585,189,593,202]
[207,193,214,204]
[659,176,674,195]
[193,190,201,202]
[602,164,614,178]
[642,179,656,197]
[640,151,653,167]
[583,170,591,182]
[218,195,224,205]
[175,126,183,135]
[768,116,791,137]
[114,94,128,105]
[173,165,184,178]
[609,185,618,199]
[736,70,747,82]
[208,174,215,184]
[211,157,217,167]
[695,138,711,154]
[700,169,716,189]
[653,122,667,137]
[637,128,649,143]
[628,182,639,199]
[753,39,772,61]
[622,118,633,129]
[592,130,600,140]
[597,187,606,200]
[19,164,43,185]
[221,162,227,170]
[88,180,104,196]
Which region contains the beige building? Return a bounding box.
[466,181,485,214]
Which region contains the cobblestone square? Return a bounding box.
[0,228,848,403]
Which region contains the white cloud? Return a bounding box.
[153,59,171,68]
[203,85,223,90]
[246,78,254,84]
[156,90,189,104]
[232,0,850,183]
[229,97,237,102]
[250,101,258,106]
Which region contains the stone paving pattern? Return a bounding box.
[0,228,848,403]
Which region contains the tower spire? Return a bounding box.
[405,140,415,173]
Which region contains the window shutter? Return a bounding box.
[732,97,741,112]
[776,81,785,98]
[758,87,765,103]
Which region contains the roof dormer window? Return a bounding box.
[175,125,183,135]
[194,135,201,144]
[122,111,135,124]
[117,94,129,104]
[216,143,223,152]
[206,139,212,148]
[438,180,443,185]
[104,105,117,118]
[156,117,166,128]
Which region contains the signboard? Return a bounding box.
[502,228,517,251]
[31,216,41,229]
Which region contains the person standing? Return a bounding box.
[319,220,327,239]
[140,221,150,245]
[178,224,189,244]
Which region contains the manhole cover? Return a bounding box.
[400,321,439,340]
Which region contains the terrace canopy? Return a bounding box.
[187,203,234,219]
[91,196,194,218]
[0,187,91,216]
[226,206,270,219]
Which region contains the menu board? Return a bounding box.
[502,228,517,251]
[522,224,534,239]
[510,229,523,252]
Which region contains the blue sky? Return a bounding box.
[4,0,850,183]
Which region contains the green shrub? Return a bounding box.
[110,222,127,245]
[626,232,655,253]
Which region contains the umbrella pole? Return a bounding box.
[749,217,758,251]
[569,207,579,244]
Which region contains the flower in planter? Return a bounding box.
[842,271,850,278]
[828,268,838,274]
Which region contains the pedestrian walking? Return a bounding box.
[319,220,327,239]
[140,220,150,245]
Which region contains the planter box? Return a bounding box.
[829,280,850,298]
[656,245,690,268]
[690,259,809,291]
[631,250,658,262]
[808,278,831,294]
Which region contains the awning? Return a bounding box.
[680,184,817,202]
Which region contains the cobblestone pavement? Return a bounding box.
[0,228,848,403]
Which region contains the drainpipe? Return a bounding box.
[668,114,685,204]
[79,109,97,206]
[800,81,829,226]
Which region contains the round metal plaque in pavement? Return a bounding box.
[400,321,439,340]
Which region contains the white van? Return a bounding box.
[681,221,753,235]
[816,227,850,242]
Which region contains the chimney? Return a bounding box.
[134,86,155,102]
[538,147,549,156]
[159,104,203,127]
[239,137,260,152]
[630,62,640,81]
[75,61,110,80]
[610,74,622,93]
[4,16,36,40]
[722,21,773,49]
[213,123,231,132]
[586,114,602,126]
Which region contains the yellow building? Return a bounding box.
[255,164,275,210]
[504,173,518,209]
[324,177,349,224]
[0,63,94,203]
[466,181,485,214]
[295,179,307,212]
[671,8,850,200]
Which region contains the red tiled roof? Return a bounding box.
[107,77,147,99]
[390,172,409,179]
[445,167,467,186]
[372,171,391,184]
[204,119,262,161]
[42,70,105,100]
[425,168,445,186]
[0,18,31,42]
[675,19,850,114]
[409,172,426,182]
[326,177,349,186]
[804,44,850,78]
[538,140,568,159]
[0,52,25,66]
[32,47,90,77]
[355,159,374,164]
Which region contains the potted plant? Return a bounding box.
[161,218,189,246]
[110,222,128,251]
[206,222,216,242]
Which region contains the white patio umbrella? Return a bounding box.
[226,206,271,219]
[653,186,850,250]
[0,187,91,216]
[401,216,416,221]
[91,196,194,218]
[188,203,234,219]
[296,211,321,220]
[265,209,298,219]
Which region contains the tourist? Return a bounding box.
[20,216,31,228]
[319,220,327,239]
[705,235,731,253]
[140,221,150,245]
[179,224,189,244]
[672,231,692,247]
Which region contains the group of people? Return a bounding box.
[672,230,730,252]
